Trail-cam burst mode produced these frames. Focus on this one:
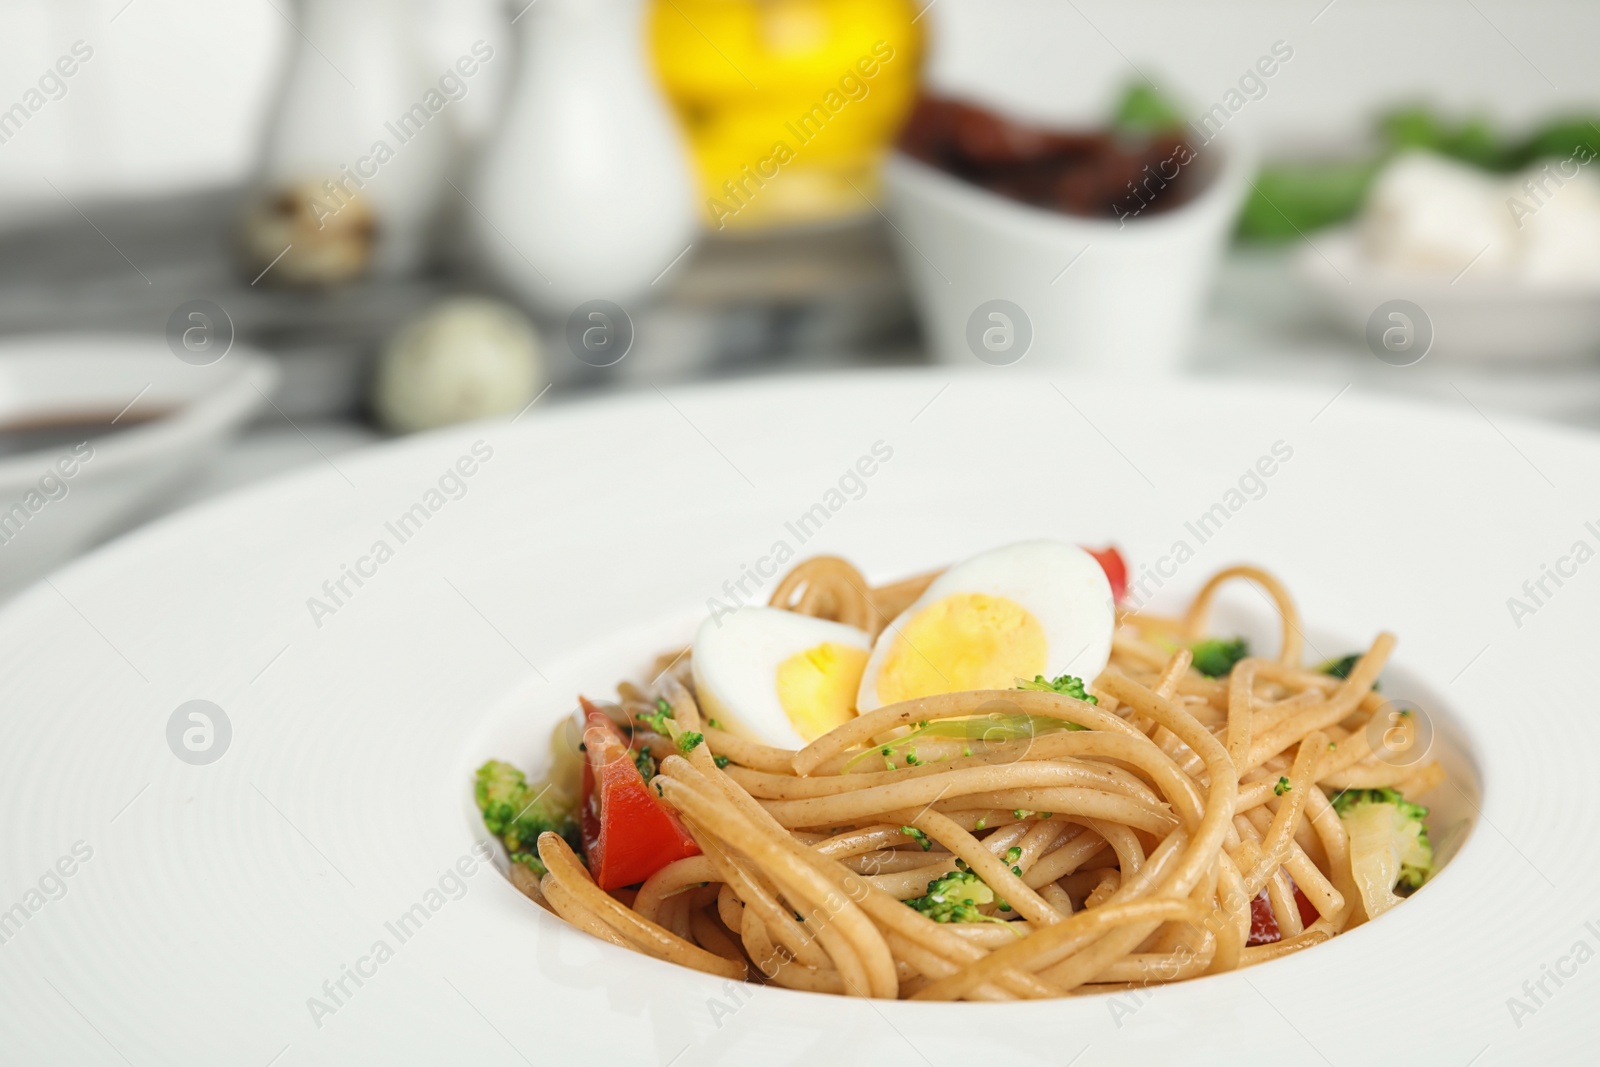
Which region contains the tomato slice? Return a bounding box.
[1246,884,1319,945]
[1246,888,1280,946]
[1294,885,1319,929]
[578,697,699,890]
[1084,545,1128,603]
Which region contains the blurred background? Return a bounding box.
[2,0,1598,596]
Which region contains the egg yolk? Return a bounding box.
[876,593,1047,705]
[776,642,870,742]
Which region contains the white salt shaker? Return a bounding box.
[469,0,698,313]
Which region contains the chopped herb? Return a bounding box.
[677,731,705,753]
[1041,812,1054,819]
[900,826,933,851]
[1016,674,1099,704]
[903,870,1008,925]
[998,901,1012,913]
[707,718,723,729]
[633,748,657,781]
[1317,653,1379,689]
[1011,866,1023,877]
[1274,776,1291,796]
[636,697,674,734]
[845,713,1084,772]
[713,754,731,769]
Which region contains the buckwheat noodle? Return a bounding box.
[525,555,1440,1000]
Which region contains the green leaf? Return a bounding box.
[1113,81,1185,135]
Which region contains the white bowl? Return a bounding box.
[884,141,1252,374]
[0,336,278,596]
[1297,227,1600,362]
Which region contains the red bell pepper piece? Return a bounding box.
[1084,545,1128,603]
[578,697,699,890]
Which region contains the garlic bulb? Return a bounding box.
[374,297,544,432]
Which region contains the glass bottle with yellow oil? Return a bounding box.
[650,0,923,233]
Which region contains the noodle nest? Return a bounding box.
[518,557,1442,1001]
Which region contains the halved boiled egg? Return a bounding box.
[692,608,872,749]
[855,541,1114,713]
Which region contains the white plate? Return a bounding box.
[0,371,1594,1066]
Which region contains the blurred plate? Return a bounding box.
[0,371,1595,1064]
[1298,228,1600,362]
[0,335,277,597]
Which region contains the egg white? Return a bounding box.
[855,540,1114,713]
[692,607,872,750]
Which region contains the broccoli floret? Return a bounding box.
[900,826,932,851]
[509,851,547,877]
[713,754,731,769]
[474,759,580,856]
[1319,654,1379,689]
[1397,850,1432,892]
[1190,637,1249,678]
[1331,787,1427,823]
[1333,788,1434,909]
[677,731,705,753]
[633,748,657,781]
[1016,674,1099,704]
[904,870,1008,925]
